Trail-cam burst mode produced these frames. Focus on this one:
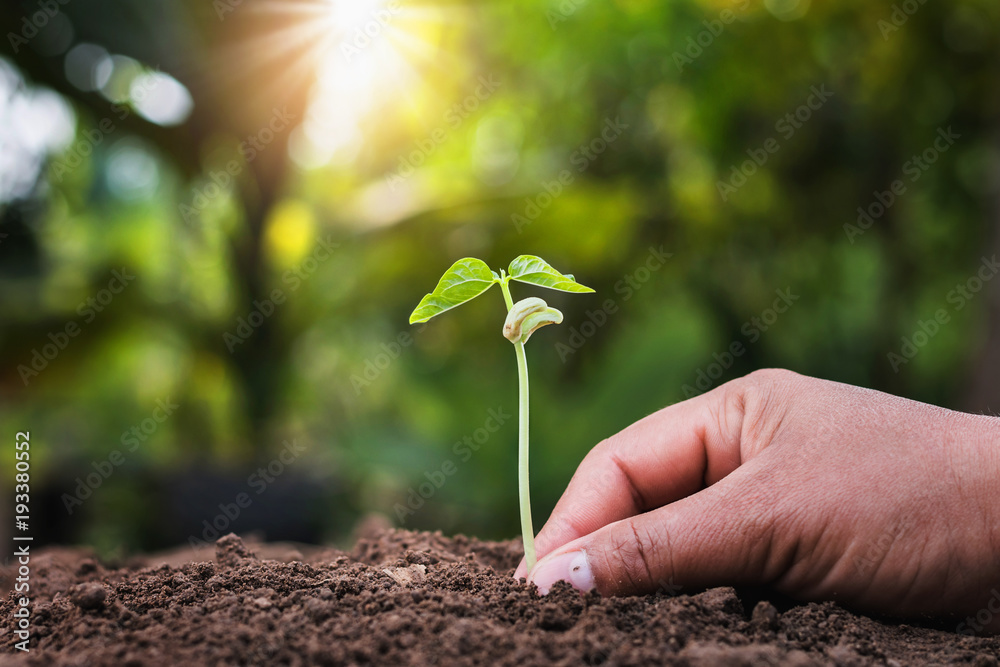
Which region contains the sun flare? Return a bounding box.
[290,0,451,168]
[209,0,460,171]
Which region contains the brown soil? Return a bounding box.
[2,528,998,666]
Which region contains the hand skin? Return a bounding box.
[514,370,1000,635]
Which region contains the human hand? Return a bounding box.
[514,370,1000,634]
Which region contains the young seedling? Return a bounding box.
[409,256,594,573]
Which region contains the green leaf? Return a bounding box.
[409,258,498,324]
[508,255,595,293]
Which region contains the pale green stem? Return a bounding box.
[499,275,536,572]
[513,340,535,571]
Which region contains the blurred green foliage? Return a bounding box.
[1,0,999,552]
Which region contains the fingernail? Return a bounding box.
[528,550,594,595]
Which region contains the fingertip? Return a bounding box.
[528,550,594,596]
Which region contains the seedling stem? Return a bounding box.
[499,273,536,571]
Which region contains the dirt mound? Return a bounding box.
[2,529,998,666]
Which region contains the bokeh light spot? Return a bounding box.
[764,0,810,22]
[106,138,161,200]
[130,71,194,127]
[266,199,317,267]
[65,43,113,91]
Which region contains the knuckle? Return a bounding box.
[743,367,800,388]
[604,518,662,591]
[731,369,802,455]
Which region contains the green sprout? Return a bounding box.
[409,256,594,573]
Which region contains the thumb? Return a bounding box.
[527,473,776,596]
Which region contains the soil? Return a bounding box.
[2,526,998,666]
